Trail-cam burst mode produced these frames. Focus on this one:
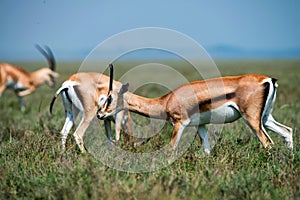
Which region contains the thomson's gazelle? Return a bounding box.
[97,67,293,154]
[50,65,132,153]
[0,45,58,110]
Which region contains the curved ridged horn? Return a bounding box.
[35,44,56,71]
[108,64,114,92]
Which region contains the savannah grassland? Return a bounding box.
[0,59,299,199]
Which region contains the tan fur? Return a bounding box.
[98,74,293,153]
[51,72,133,153]
[0,46,58,110]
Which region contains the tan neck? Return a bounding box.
[124,92,168,119]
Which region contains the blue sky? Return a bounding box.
[0,0,300,60]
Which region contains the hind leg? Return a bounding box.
[60,112,74,152]
[264,115,293,149]
[60,108,79,152]
[60,94,79,152]
[18,96,25,112]
[243,114,274,148]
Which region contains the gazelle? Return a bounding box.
[50,65,133,153]
[0,45,59,111]
[97,67,293,154]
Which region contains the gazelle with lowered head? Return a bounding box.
[0,45,59,111]
[97,66,293,155]
[50,64,133,153]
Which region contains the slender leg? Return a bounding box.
[15,90,25,111]
[123,111,135,144]
[60,111,74,152]
[116,110,134,144]
[198,125,210,154]
[243,114,274,148]
[104,119,112,141]
[123,110,133,137]
[73,118,87,152]
[264,115,293,149]
[60,93,79,152]
[18,96,25,112]
[18,88,33,97]
[240,98,274,148]
[170,122,185,152]
[73,112,95,153]
[114,112,122,142]
[73,117,88,153]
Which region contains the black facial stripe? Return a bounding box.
[106,95,113,107]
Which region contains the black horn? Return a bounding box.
[108,64,114,92]
[35,44,56,71]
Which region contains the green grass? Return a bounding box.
[0,60,299,199]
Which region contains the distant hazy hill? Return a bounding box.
[207,45,300,59]
[2,44,300,61]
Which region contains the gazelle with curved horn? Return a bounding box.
[50,64,133,153]
[0,45,59,110]
[97,66,293,154]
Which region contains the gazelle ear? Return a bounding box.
[120,83,129,94]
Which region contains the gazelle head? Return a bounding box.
[96,64,129,119]
[35,44,59,88]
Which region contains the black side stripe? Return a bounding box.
[189,92,236,115]
[199,92,236,107]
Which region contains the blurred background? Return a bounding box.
[1,0,299,61]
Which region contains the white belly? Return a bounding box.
[6,76,26,90]
[6,76,15,87]
[188,102,241,126]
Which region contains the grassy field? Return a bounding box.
[0,59,299,199]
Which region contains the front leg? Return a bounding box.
[169,122,185,154]
[197,125,211,154]
[104,119,112,142]
[114,110,131,142]
[17,88,34,97]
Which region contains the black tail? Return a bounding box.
[271,78,278,86]
[49,95,57,115]
[50,88,68,115]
